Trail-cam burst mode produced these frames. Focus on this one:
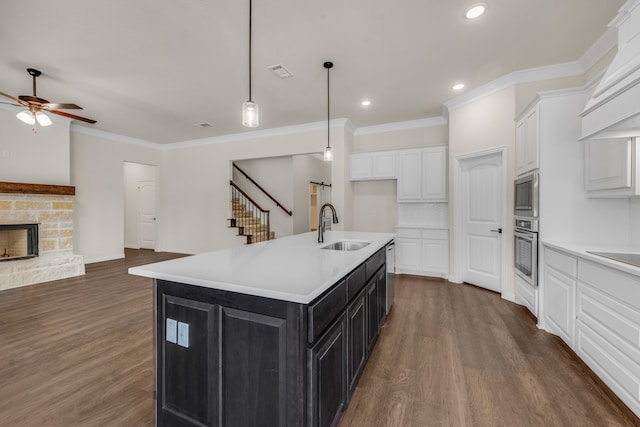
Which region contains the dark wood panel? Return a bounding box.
[346,264,366,302]
[364,248,385,282]
[308,280,347,344]
[308,314,347,427]
[0,181,76,195]
[221,307,287,427]
[346,289,367,396]
[365,277,379,355]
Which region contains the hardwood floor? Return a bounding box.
[0,249,186,427]
[0,253,638,426]
[339,275,640,427]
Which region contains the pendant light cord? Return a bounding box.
[249,0,253,102]
[324,61,333,149]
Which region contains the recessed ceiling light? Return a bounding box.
[465,3,487,19]
[452,83,465,91]
[195,122,212,128]
[361,100,371,106]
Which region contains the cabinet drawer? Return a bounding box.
[396,228,421,238]
[576,320,640,415]
[346,264,366,302]
[578,282,640,350]
[421,229,447,239]
[578,260,640,311]
[308,280,347,343]
[365,248,385,281]
[544,247,577,278]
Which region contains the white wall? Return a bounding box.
[0,107,71,185]
[71,129,162,263]
[448,86,516,297]
[124,162,158,248]
[160,123,347,254]
[292,154,331,235]
[234,156,294,238]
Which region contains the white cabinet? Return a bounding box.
[396,146,447,202]
[396,227,448,278]
[575,259,640,418]
[584,137,640,197]
[542,247,577,348]
[515,104,539,175]
[349,151,396,181]
[515,274,538,317]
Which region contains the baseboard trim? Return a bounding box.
[84,253,125,264]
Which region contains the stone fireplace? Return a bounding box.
[0,182,84,291]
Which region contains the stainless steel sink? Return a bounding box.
[321,240,370,251]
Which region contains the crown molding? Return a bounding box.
[577,26,618,72]
[70,124,160,149]
[165,118,350,150]
[354,116,448,136]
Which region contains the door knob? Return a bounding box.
[490,228,502,234]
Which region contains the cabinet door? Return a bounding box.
[346,290,366,396]
[515,119,526,175]
[524,105,539,172]
[421,238,448,277]
[422,147,447,201]
[365,278,379,354]
[350,153,373,180]
[308,314,347,427]
[584,138,632,192]
[397,150,422,201]
[543,266,575,348]
[376,267,387,326]
[396,237,421,273]
[372,151,396,179]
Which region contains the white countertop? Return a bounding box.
[542,240,640,277]
[129,231,395,304]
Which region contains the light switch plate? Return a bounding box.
[166,318,177,344]
[177,322,189,348]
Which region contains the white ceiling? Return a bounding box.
[0,0,625,144]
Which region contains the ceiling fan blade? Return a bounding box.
[43,103,83,110]
[0,101,22,107]
[0,91,28,106]
[19,95,49,104]
[48,109,97,124]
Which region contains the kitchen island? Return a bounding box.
[129,231,395,427]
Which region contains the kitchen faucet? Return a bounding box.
[317,203,339,243]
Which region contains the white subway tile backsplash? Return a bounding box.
[398,203,449,227]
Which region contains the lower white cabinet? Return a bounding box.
[514,274,538,318]
[541,247,577,347]
[539,244,640,418]
[396,227,448,278]
[576,259,640,418]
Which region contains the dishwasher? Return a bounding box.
[386,240,395,313]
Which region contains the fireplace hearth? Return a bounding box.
[0,224,39,261]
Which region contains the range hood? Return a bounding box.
[581,0,640,140]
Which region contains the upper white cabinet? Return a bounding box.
[515,103,539,175]
[584,137,640,197]
[397,146,447,202]
[349,151,396,181]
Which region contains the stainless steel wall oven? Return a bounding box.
[514,217,538,287]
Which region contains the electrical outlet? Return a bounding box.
[177,322,189,348]
[166,318,177,344]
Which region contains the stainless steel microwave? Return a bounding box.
[514,172,539,218]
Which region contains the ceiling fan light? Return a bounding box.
[16,110,35,125]
[242,101,259,127]
[35,111,52,126]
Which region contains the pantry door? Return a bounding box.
[455,149,506,293]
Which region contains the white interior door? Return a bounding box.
[460,152,503,292]
[138,180,157,249]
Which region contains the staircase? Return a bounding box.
[228,182,275,244]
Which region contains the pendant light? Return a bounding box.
[323,61,333,162]
[242,0,258,127]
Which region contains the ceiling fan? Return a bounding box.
[0,68,96,127]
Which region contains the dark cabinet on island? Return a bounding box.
[129,231,395,427]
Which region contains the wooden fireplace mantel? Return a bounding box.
[0,182,76,196]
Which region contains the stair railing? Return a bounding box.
[233,163,293,216]
[230,181,270,243]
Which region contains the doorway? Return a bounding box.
[453,148,507,294]
[309,182,332,232]
[124,162,158,250]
